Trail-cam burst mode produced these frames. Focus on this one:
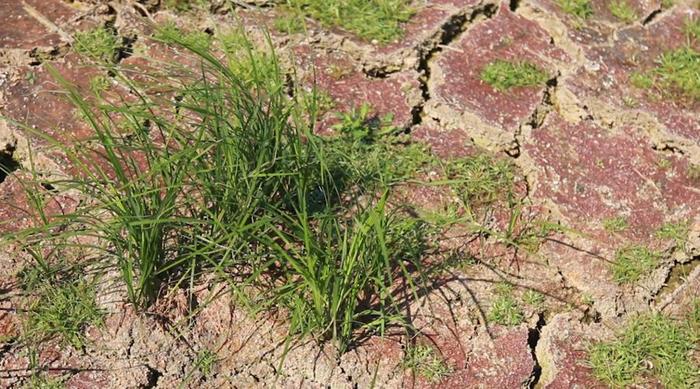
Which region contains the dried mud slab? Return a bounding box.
[425,4,569,153]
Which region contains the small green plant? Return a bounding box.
[154,23,211,51]
[611,245,661,284]
[689,163,700,180]
[488,283,523,326]
[403,344,453,382]
[609,0,637,23]
[656,221,689,247]
[445,154,515,210]
[481,60,548,91]
[274,13,306,34]
[195,349,217,376]
[684,17,700,41]
[603,216,628,233]
[523,290,545,308]
[23,374,65,389]
[632,47,700,100]
[24,281,103,348]
[73,26,120,63]
[162,0,209,12]
[589,313,699,388]
[281,0,415,43]
[556,0,593,19]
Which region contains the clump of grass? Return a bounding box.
[73,26,120,63]
[481,60,548,92]
[274,13,306,34]
[632,47,700,100]
[162,0,209,12]
[488,283,524,326]
[280,0,415,43]
[611,245,661,284]
[589,313,699,388]
[609,0,637,23]
[556,0,593,19]
[24,281,103,348]
[195,349,217,376]
[403,344,453,382]
[154,23,212,51]
[523,290,545,308]
[23,374,65,389]
[656,221,689,247]
[445,154,515,210]
[603,216,628,233]
[684,17,700,41]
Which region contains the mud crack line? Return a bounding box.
[527,314,546,388]
[411,3,498,129]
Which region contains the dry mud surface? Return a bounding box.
[0,0,699,388]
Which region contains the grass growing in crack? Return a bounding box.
[632,47,700,100]
[279,0,415,43]
[656,221,689,248]
[73,26,120,63]
[685,17,700,41]
[195,349,217,376]
[589,312,700,388]
[488,283,524,326]
[611,245,661,284]
[445,154,514,211]
[23,374,65,389]
[603,216,628,233]
[556,0,593,19]
[481,60,548,92]
[609,0,637,23]
[403,344,453,382]
[24,280,103,349]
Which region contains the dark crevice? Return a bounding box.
[412,4,498,130]
[510,75,557,158]
[527,314,546,388]
[0,143,20,184]
[651,143,685,155]
[642,9,662,26]
[509,0,521,12]
[141,365,162,388]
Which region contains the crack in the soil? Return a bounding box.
[142,365,163,388]
[412,3,498,129]
[642,8,663,26]
[0,141,19,184]
[511,75,558,158]
[526,314,546,388]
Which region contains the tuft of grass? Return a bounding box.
[24,281,103,349]
[73,26,120,63]
[684,17,700,41]
[589,313,699,388]
[280,0,415,43]
[162,0,209,12]
[445,154,514,210]
[656,221,689,247]
[154,23,211,51]
[611,245,661,284]
[481,60,549,92]
[403,344,453,382]
[23,374,65,389]
[488,283,524,326]
[632,47,700,100]
[603,216,628,233]
[274,13,306,34]
[195,349,217,376]
[523,290,545,308]
[556,0,593,19]
[609,0,637,23]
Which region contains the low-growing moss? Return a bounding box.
[481,60,548,91]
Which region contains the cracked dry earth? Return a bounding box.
[1,0,699,388]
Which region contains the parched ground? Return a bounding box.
[0,0,699,388]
